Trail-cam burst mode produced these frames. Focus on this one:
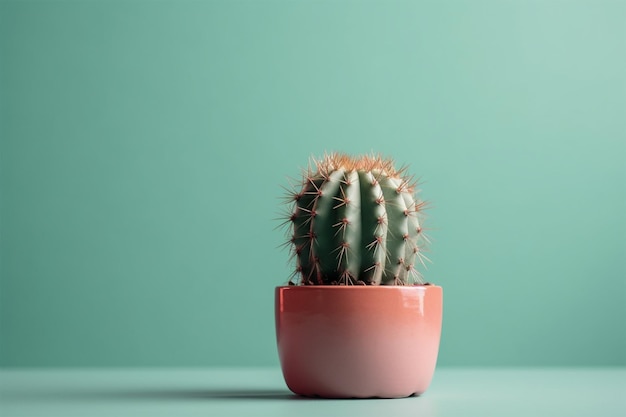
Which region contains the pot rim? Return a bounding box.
[276,284,441,290]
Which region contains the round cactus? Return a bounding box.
[281,153,430,285]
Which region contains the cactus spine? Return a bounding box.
[282,153,429,285]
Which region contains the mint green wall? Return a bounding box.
[1,0,624,367]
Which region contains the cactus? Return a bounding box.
[280,153,430,285]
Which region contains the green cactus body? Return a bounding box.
[284,154,428,285]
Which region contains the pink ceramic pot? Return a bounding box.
[275,285,443,398]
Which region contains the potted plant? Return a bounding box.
[275,153,443,398]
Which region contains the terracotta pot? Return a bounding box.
[275,285,443,398]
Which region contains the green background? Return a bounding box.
[1,0,624,368]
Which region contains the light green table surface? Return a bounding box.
[1,368,624,417]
